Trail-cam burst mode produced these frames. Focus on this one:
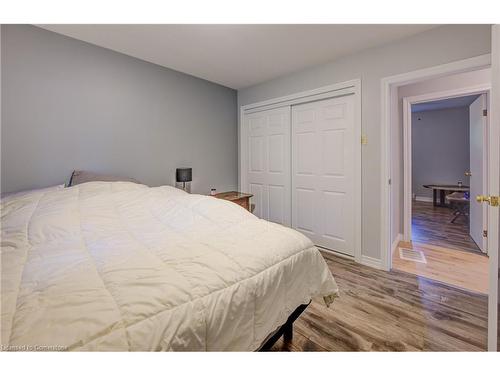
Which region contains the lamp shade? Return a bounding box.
[176,168,192,183]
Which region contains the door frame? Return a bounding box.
[239,79,362,264]
[402,85,491,247]
[380,54,491,272]
[381,51,500,352]
[488,24,499,352]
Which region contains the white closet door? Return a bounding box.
[245,107,291,226]
[292,95,356,255]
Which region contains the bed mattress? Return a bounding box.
[1,182,338,351]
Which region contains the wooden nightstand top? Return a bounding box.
[213,191,253,201]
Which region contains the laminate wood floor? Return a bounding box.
[392,200,489,294]
[412,200,481,254]
[393,241,488,294]
[271,251,487,352]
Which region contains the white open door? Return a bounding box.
[469,94,488,253]
[291,95,357,256]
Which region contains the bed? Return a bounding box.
[1,181,338,351]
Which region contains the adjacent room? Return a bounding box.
[1,23,499,354]
[393,91,490,294]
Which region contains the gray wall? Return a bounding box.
[238,25,491,260]
[412,107,470,198]
[1,25,238,194]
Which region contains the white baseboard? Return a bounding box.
[391,233,403,257]
[317,245,384,271]
[360,255,383,270]
[316,246,354,260]
[414,195,433,203]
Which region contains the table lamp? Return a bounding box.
[176,168,192,192]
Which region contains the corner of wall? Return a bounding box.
[360,255,384,270]
[391,233,403,258]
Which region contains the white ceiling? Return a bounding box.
[37,24,438,89]
[412,94,480,113]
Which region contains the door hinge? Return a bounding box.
[361,135,368,145]
[483,109,487,116]
[388,178,392,185]
[483,230,488,238]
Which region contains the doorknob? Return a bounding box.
[476,195,499,206]
[465,171,472,177]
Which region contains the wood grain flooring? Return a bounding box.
[392,200,489,294]
[393,241,489,294]
[412,201,481,254]
[271,251,488,351]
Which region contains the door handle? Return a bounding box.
[465,171,472,177]
[476,195,499,206]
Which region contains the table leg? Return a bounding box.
[439,190,446,207]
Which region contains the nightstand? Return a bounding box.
[214,191,253,211]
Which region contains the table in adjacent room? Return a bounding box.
[423,184,470,207]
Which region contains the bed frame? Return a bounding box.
[258,302,310,351]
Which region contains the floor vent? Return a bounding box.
[399,248,427,264]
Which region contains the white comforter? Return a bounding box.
[1,182,338,351]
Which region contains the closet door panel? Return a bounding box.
[268,134,284,172]
[296,188,316,234]
[244,107,291,226]
[322,191,346,246]
[296,133,316,175]
[249,136,265,173]
[247,115,267,219]
[292,95,355,256]
[268,185,285,224]
[292,105,319,243]
[322,129,344,176]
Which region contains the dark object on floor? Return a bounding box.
[259,302,310,351]
[446,191,470,223]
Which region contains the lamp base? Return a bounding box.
[175,181,191,193]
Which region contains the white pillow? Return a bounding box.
[1,184,65,201]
